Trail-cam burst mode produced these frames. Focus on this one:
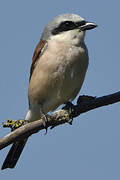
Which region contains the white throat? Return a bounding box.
[50,29,85,46]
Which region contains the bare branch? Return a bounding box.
[72,91,120,117]
[0,91,120,151]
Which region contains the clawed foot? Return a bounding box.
[2,119,25,131]
[63,101,75,125]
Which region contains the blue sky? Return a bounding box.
[0,0,120,179]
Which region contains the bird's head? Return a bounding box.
[41,13,97,45]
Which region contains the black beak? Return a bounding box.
[80,22,97,31]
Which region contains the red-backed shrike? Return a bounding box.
[2,13,97,169]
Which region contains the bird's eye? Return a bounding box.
[52,21,76,35]
[59,21,76,30]
[64,21,74,26]
[64,21,70,26]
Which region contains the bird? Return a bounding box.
[1,13,97,170]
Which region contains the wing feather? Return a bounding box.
[29,40,47,81]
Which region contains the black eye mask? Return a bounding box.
[52,20,86,35]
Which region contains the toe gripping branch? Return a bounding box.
[62,101,76,125]
[62,95,96,124]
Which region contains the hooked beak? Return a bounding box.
[80,22,97,31]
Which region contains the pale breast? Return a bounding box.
[28,40,88,113]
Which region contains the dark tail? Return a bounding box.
[1,138,28,170]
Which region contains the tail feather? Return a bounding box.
[1,138,28,170]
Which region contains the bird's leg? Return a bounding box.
[40,112,49,134]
